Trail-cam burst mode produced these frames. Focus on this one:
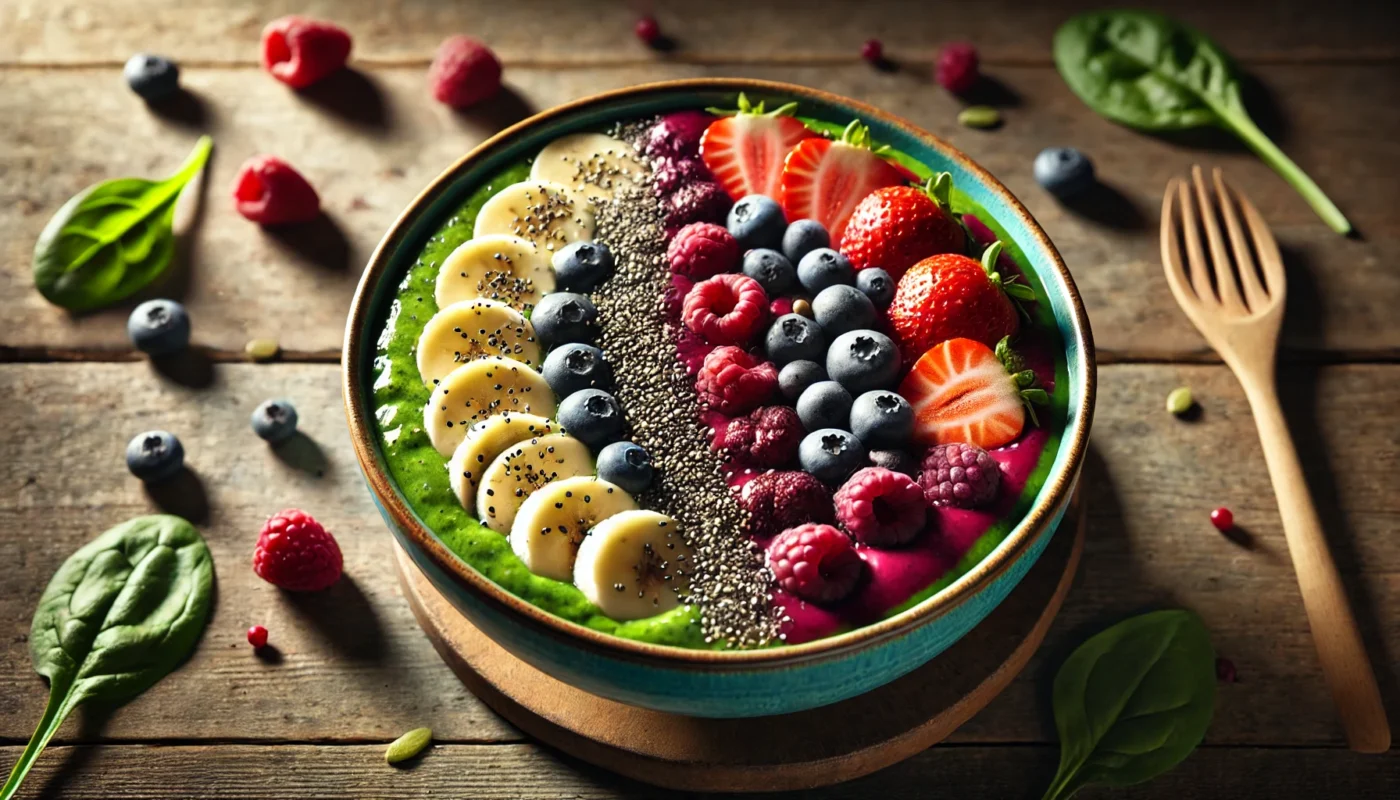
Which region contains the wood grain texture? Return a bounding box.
[2,64,1398,357]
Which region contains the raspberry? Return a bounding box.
[694,346,778,415]
[252,509,343,591]
[667,222,739,280]
[643,111,715,162]
[232,155,321,225]
[861,39,884,65]
[653,157,709,197]
[664,180,730,237]
[767,523,863,604]
[260,16,352,90]
[247,625,269,648]
[429,35,502,109]
[834,467,928,546]
[663,273,694,321]
[635,17,662,47]
[738,470,835,540]
[935,42,979,95]
[720,406,805,468]
[683,273,768,346]
[918,442,1000,508]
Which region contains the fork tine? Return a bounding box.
[1176,175,1214,304]
[1232,179,1288,302]
[1160,178,1196,306]
[1212,168,1270,312]
[1191,165,1248,315]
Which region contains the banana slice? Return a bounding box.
[573,510,694,621]
[435,234,555,312]
[473,180,596,253]
[476,434,594,534]
[416,298,541,386]
[510,476,637,581]
[424,357,556,457]
[447,412,556,510]
[530,133,649,202]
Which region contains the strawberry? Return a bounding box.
[840,172,967,281]
[898,337,1047,449]
[699,93,809,201]
[778,121,905,244]
[887,241,1034,361]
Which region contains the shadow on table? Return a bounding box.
[265,212,352,272]
[147,87,208,129]
[1058,181,1147,232]
[298,67,392,132]
[284,574,387,663]
[150,348,217,390]
[272,431,331,478]
[453,84,536,133]
[143,467,211,524]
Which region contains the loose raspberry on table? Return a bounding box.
[683,273,768,346]
[663,180,730,237]
[918,442,1000,508]
[767,523,863,604]
[252,509,343,592]
[739,470,835,540]
[834,467,928,546]
[694,346,778,415]
[261,16,352,90]
[667,222,739,280]
[429,35,502,109]
[720,405,805,468]
[935,42,979,95]
[232,155,321,225]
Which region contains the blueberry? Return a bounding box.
[764,313,826,366]
[596,441,653,493]
[741,248,797,295]
[782,219,830,265]
[796,380,853,432]
[726,194,786,250]
[1034,147,1096,200]
[796,248,854,294]
[551,241,615,292]
[798,429,867,486]
[855,268,895,308]
[125,430,184,482]
[531,292,598,346]
[827,330,901,393]
[542,343,614,398]
[124,53,181,102]
[251,399,299,443]
[127,299,191,356]
[868,449,918,477]
[556,388,624,450]
[850,391,913,448]
[812,285,877,338]
[779,360,827,401]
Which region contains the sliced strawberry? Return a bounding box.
[898,337,1047,449]
[779,121,905,243]
[700,93,810,201]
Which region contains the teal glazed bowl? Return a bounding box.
[344,79,1095,718]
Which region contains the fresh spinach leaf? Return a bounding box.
[1042,609,1216,800]
[32,135,212,311]
[1,515,213,800]
[1054,11,1351,235]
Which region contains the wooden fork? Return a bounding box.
[1161,166,1390,753]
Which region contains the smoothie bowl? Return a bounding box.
[344,79,1094,717]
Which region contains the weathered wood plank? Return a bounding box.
[2,64,1397,357]
[3,0,1398,65]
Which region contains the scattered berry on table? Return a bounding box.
[765,313,827,366]
[127,299,191,355]
[792,298,814,319]
[247,625,269,648]
[739,471,835,540]
[552,241,615,292]
[596,441,654,493]
[1216,657,1239,684]
[726,194,788,251]
[1210,507,1234,532]
[634,16,662,46]
[799,428,867,486]
[840,175,966,280]
[542,343,614,398]
[888,243,1023,359]
[812,284,877,338]
[796,380,853,432]
[900,337,1045,449]
[428,35,502,109]
[232,155,320,225]
[246,337,280,361]
[781,219,831,265]
[779,359,827,401]
[719,406,805,468]
[850,390,914,448]
[861,39,884,66]
[779,122,905,242]
[663,180,730,236]
[767,523,863,603]
[261,16,352,89]
[557,388,625,450]
[123,53,180,101]
[826,329,901,393]
[694,346,779,415]
[834,467,927,546]
[253,508,343,592]
[125,430,185,483]
[644,111,715,162]
[868,448,918,477]
[918,442,1000,507]
[682,273,768,346]
[531,292,599,346]
[935,41,979,94]
[667,222,739,279]
[741,248,797,295]
[797,248,855,294]
[700,97,809,200]
[1166,386,1194,416]
[957,106,1002,129]
[855,268,895,308]
[1034,147,1096,200]
[251,399,299,443]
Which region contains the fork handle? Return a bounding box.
[1245,384,1391,753]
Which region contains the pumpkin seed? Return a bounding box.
[385,727,432,764]
[1166,386,1193,415]
[245,337,280,361]
[957,106,1002,129]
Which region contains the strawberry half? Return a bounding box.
[700,93,810,201]
[898,337,1048,449]
[779,121,905,243]
[887,241,1035,362]
[841,172,967,281]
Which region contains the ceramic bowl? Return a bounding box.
[344,78,1095,718]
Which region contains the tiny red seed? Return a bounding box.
[861,39,884,64]
[1216,657,1238,683]
[1210,507,1234,531]
[635,17,661,45]
[247,624,269,648]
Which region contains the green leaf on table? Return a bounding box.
[1053,10,1351,234]
[32,135,212,311]
[1,515,214,800]
[1041,609,1216,800]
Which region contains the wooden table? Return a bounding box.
[2,1,1398,796]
